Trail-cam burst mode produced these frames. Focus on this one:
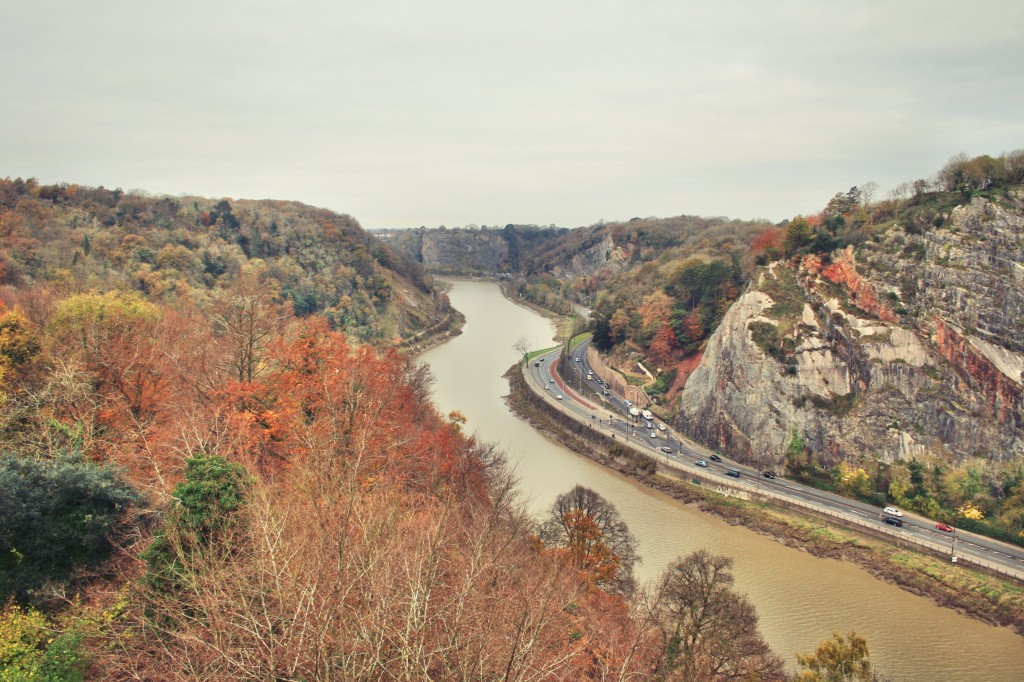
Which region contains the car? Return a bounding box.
[882,516,903,527]
[544,386,549,390]
[624,400,633,407]
[549,378,555,383]
[587,374,593,380]
[883,506,903,518]
[936,523,954,533]
[695,459,708,467]
[660,446,673,454]
[574,356,579,362]
[556,394,563,400]
[658,423,666,431]
[645,421,653,429]
[603,389,610,395]
[725,469,741,478]
[762,471,776,479]
[649,431,657,438]
[709,454,722,462]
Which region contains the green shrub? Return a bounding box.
[140,454,249,600]
[0,602,85,682]
[0,454,138,602]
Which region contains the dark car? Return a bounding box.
[709,454,722,462]
[762,471,776,479]
[882,516,903,527]
[725,469,740,478]
[936,523,954,533]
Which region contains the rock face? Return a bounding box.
[420,229,510,274]
[679,191,1024,469]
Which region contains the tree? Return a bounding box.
[538,486,639,594]
[795,631,873,681]
[210,274,290,383]
[0,453,138,602]
[140,454,250,603]
[858,181,878,210]
[513,335,531,365]
[0,602,87,681]
[784,217,813,256]
[648,324,681,367]
[651,550,785,681]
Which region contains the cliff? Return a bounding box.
[679,190,1024,470]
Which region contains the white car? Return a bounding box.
[883,506,903,517]
[556,394,563,400]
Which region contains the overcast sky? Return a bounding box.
[3,1,1022,229]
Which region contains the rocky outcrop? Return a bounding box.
[679,192,1024,469]
[551,233,634,280]
[420,229,510,274]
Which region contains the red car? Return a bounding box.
[936,523,954,533]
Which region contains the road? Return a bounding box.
[527,343,1024,580]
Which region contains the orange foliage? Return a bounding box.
[554,509,623,586]
[648,323,681,367]
[749,227,783,255]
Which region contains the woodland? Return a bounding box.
[0,179,877,679]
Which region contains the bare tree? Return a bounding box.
[649,549,786,681]
[859,181,879,209]
[210,274,289,383]
[513,335,531,365]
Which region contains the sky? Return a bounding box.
[2,1,1022,229]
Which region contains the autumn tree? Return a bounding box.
[650,549,785,681]
[0,303,40,404]
[210,273,290,383]
[795,631,874,682]
[648,323,681,367]
[539,485,639,594]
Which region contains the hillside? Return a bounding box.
[0,178,798,680]
[678,158,1024,543]
[0,179,452,344]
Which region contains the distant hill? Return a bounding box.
[377,215,774,315]
[0,179,452,344]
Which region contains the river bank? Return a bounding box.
[503,366,1024,635]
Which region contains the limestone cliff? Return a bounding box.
[679,190,1024,469]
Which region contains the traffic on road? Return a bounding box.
[527,341,1024,579]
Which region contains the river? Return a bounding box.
[419,278,1023,681]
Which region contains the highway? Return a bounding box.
[527,342,1024,581]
